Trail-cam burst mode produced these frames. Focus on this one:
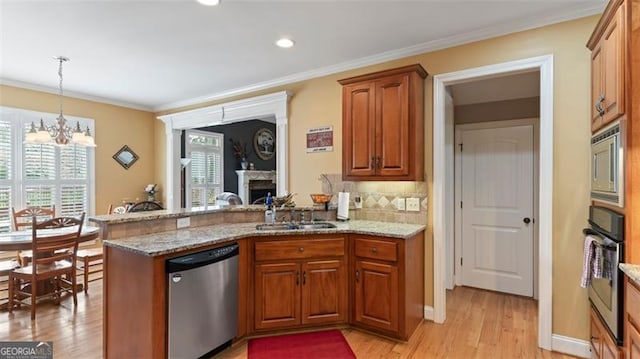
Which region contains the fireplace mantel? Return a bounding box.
[236,170,276,205]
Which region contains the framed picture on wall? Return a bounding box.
[253,128,275,160]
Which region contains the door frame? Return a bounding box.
[432,54,553,350]
[454,118,539,298]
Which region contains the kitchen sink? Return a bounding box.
[255,223,299,231]
[295,223,337,230]
[255,222,337,231]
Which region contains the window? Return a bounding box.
[185,130,223,210]
[0,106,95,232]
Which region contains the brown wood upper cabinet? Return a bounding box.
[339,64,427,181]
[587,0,625,132]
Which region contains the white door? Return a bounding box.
[460,124,534,296]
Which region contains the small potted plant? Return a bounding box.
[229,138,250,169]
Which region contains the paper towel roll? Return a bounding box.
[337,192,350,220]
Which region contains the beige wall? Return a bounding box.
[455,97,540,124]
[0,85,158,214]
[3,13,597,340]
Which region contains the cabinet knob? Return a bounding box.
[371,247,378,253]
[355,269,360,283]
[298,247,304,252]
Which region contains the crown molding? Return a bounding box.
[0,78,153,112]
[155,3,604,112]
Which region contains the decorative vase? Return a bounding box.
[241,158,249,170]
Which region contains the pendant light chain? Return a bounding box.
[57,56,68,118]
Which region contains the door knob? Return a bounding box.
[523,217,531,224]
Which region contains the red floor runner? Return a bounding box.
[248,329,356,359]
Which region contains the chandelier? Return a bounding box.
[24,56,96,147]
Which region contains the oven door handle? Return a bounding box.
[583,228,618,251]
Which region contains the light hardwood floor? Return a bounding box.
[0,281,577,358]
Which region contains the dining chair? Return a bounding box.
[127,201,163,212]
[0,259,20,307]
[8,213,85,320]
[75,247,103,294]
[11,205,56,267]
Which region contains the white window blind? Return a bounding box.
[186,130,223,210]
[0,120,12,232]
[0,106,95,232]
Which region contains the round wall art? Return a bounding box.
[253,128,275,160]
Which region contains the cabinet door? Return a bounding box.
[301,260,347,325]
[254,263,300,330]
[591,43,604,132]
[628,322,640,359]
[591,309,603,358]
[376,74,410,177]
[343,82,376,177]
[601,4,625,126]
[354,260,399,332]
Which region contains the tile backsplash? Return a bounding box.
[320,174,427,225]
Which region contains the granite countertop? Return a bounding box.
[103,220,426,257]
[620,263,640,285]
[89,205,324,224]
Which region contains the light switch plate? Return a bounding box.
[406,198,420,212]
[396,198,406,211]
[177,217,191,229]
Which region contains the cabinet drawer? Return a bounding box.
[255,238,345,261]
[354,238,397,262]
[627,278,640,328]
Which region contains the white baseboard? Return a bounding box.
[424,306,434,321]
[551,334,591,358]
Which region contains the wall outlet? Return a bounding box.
[177,217,191,229]
[406,198,420,212]
[396,198,406,211]
[354,196,363,209]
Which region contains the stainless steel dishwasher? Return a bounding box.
[166,243,239,359]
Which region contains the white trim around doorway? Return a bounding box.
[432,54,554,350]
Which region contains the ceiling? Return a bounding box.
[449,71,541,106]
[0,0,604,112]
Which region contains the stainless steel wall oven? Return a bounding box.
[584,205,624,345]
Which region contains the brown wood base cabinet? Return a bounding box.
[626,277,640,359]
[351,233,424,340]
[590,305,621,359]
[103,231,424,357]
[252,235,348,331]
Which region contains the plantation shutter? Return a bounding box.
[0,120,11,232]
[186,130,224,210]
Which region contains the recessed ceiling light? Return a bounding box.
[276,38,295,48]
[197,0,220,6]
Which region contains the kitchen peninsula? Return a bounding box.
[90,207,425,358]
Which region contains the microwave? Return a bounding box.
[591,122,623,207]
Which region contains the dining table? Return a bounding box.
[0,226,100,251]
[0,226,101,310]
